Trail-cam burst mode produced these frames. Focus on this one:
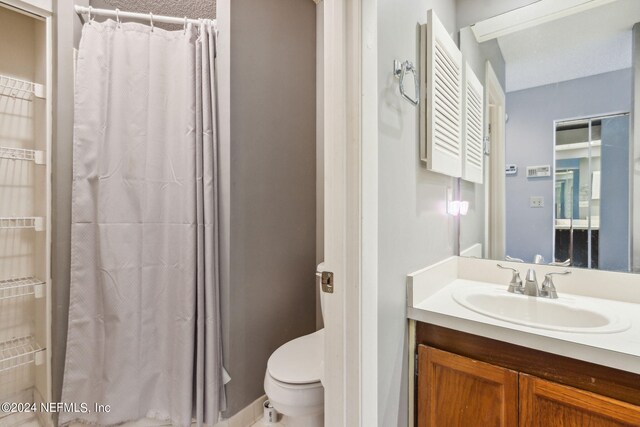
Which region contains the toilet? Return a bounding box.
[263,264,326,427]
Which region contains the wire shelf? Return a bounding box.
[0,217,44,231]
[0,336,43,373]
[0,278,45,302]
[0,147,45,164]
[0,75,45,101]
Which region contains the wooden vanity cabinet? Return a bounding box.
[520,374,640,427]
[417,346,518,427]
[415,323,640,427]
[417,345,640,427]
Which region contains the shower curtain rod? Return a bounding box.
[74,5,216,26]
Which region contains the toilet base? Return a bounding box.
[260,413,323,427]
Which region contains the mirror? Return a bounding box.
[458,0,640,273]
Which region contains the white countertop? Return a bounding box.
[407,257,640,374]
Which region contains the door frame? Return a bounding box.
[322,0,372,425]
[484,61,506,260]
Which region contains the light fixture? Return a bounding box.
[447,189,470,216]
[447,200,461,216]
[470,0,616,43]
[459,201,470,216]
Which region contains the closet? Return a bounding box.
[0,1,52,426]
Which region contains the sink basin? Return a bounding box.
[452,286,631,334]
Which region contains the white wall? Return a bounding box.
[375,1,458,425]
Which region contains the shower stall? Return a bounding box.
[554,114,630,271]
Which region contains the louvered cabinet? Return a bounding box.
[420,10,485,181]
[420,9,463,177]
[462,62,484,183]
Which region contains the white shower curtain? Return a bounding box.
[61,19,225,427]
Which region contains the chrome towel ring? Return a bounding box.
[393,60,419,106]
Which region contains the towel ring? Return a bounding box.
[393,60,419,106]
[149,12,154,31]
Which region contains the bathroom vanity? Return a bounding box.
[407,256,640,426]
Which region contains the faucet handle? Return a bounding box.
[541,270,571,299]
[497,264,523,294]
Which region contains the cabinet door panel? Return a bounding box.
[520,373,640,427]
[417,345,518,427]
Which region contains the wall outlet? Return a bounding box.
[530,196,544,208]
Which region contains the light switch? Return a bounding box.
[530,196,544,208]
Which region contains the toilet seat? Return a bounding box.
[267,329,324,384]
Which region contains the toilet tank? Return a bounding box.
[316,263,327,322]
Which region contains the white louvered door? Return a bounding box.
[420,9,462,177]
[462,62,484,183]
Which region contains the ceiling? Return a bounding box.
[498,0,640,92]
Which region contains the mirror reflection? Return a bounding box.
[458,0,640,273]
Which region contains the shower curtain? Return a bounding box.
[61,19,224,427]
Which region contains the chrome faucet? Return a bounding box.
[497,264,571,298]
[496,264,523,294]
[524,268,540,296]
[540,270,571,299]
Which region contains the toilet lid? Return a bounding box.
[267,329,324,384]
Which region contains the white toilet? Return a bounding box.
[263,264,326,427]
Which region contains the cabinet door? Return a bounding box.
[520,373,640,427]
[417,345,518,427]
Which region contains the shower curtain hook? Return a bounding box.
[184,16,188,34]
[88,6,93,23]
[149,12,154,31]
[115,8,121,27]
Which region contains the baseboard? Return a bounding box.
[214,395,267,427]
[68,395,267,427]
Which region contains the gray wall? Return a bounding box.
[376,1,457,425]
[225,0,317,417]
[632,23,640,272]
[96,0,216,21]
[505,69,632,262]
